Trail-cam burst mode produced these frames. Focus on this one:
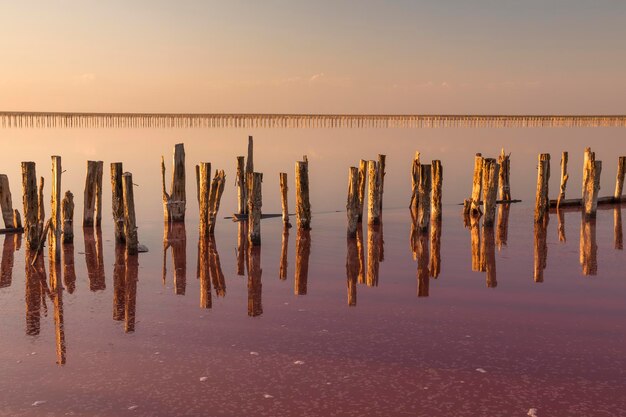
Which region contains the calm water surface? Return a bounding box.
[0,129,625,416]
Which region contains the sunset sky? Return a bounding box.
[1,1,626,114]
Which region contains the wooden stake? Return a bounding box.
[38,176,45,223]
[431,160,443,221]
[416,164,432,232]
[295,159,311,230]
[13,209,22,229]
[410,152,420,213]
[83,161,99,227]
[161,143,186,223]
[482,158,500,227]
[207,169,226,234]
[247,172,263,246]
[122,173,138,255]
[357,159,367,223]
[377,154,386,211]
[0,174,14,228]
[236,156,246,215]
[534,153,551,224]
[557,152,569,208]
[198,163,211,238]
[582,148,602,219]
[367,160,381,225]
[245,136,254,176]
[470,153,484,217]
[497,149,511,201]
[195,164,200,204]
[346,167,360,237]
[21,162,42,249]
[614,156,625,200]
[50,156,62,263]
[279,172,291,227]
[111,163,125,243]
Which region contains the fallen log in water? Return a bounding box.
[550,195,626,208]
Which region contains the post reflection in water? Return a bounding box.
[25,249,44,336]
[356,226,365,284]
[163,223,187,295]
[1,234,17,288]
[247,245,263,317]
[198,234,212,309]
[209,236,226,297]
[346,235,359,306]
[366,224,382,287]
[429,218,442,278]
[496,203,510,250]
[84,227,105,291]
[482,226,497,288]
[415,229,429,297]
[580,216,598,276]
[125,251,139,333]
[614,207,623,250]
[113,243,126,321]
[294,229,311,295]
[470,217,481,272]
[279,226,289,280]
[62,243,76,294]
[237,221,248,276]
[49,250,66,365]
[534,216,549,283]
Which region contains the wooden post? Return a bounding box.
[247,172,263,246]
[582,148,602,219]
[431,160,443,221]
[13,209,22,229]
[50,156,62,263]
[195,164,200,204]
[246,136,254,177]
[357,159,367,223]
[346,167,360,237]
[236,156,246,215]
[83,161,102,227]
[410,152,420,214]
[377,154,386,211]
[534,154,551,224]
[470,153,484,217]
[122,173,138,255]
[416,164,432,232]
[367,160,381,225]
[295,159,311,230]
[0,174,14,228]
[38,176,45,222]
[111,163,125,243]
[198,163,211,237]
[161,143,186,223]
[614,156,625,200]
[21,162,42,249]
[279,173,291,227]
[482,158,500,227]
[294,229,311,295]
[557,152,569,208]
[207,169,226,234]
[497,149,511,201]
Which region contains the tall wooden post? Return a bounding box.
[582,148,602,219]
[236,156,246,215]
[410,152,420,213]
[431,160,443,221]
[377,154,386,211]
[161,143,186,223]
[557,152,569,208]
[198,163,211,238]
[367,160,381,225]
[0,174,14,228]
[50,156,62,263]
[247,172,263,246]
[21,162,42,249]
[482,158,500,227]
[122,173,138,255]
[246,136,254,177]
[614,156,625,200]
[111,163,125,242]
[295,159,311,230]
[347,167,360,237]
[416,164,432,232]
[357,160,367,223]
[83,160,103,227]
[208,170,226,234]
[497,149,511,201]
[279,173,291,227]
[470,153,484,217]
[534,154,551,224]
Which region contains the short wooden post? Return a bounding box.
[357,159,367,222]
[13,209,22,229]
[50,156,62,263]
[207,169,226,234]
[470,153,484,217]
[410,152,420,214]
[198,163,211,237]
[614,156,625,200]
[534,154,551,224]
[346,167,360,237]
[83,160,103,227]
[21,162,42,249]
[482,158,500,227]
[367,160,381,225]
[122,173,138,255]
[111,163,125,243]
[416,164,432,232]
[294,229,311,295]
[295,159,311,230]
[0,174,14,228]
[497,149,511,201]
[247,172,263,246]
[236,156,246,215]
[431,160,443,221]
[279,172,291,227]
[582,148,602,219]
[377,154,386,211]
[556,152,569,208]
[161,143,186,223]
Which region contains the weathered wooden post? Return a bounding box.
[279,173,291,227]
[410,152,420,213]
[111,163,125,243]
[0,174,15,228]
[83,160,103,227]
[236,156,246,215]
[198,163,211,237]
[122,173,138,255]
[534,154,551,224]
[38,177,45,222]
[207,170,226,234]
[431,160,443,221]
[367,160,381,225]
[557,152,569,208]
[470,153,484,217]
[246,136,254,176]
[482,158,500,227]
[295,158,311,230]
[50,156,62,263]
[497,149,511,201]
[357,159,367,222]
[347,167,360,237]
[581,148,602,219]
[247,172,263,246]
[614,156,625,201]
[416,164,432,231]
[21,162,43,249]
[377,154,386,211]
[13,209,21,229]
[161,143,186,223]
